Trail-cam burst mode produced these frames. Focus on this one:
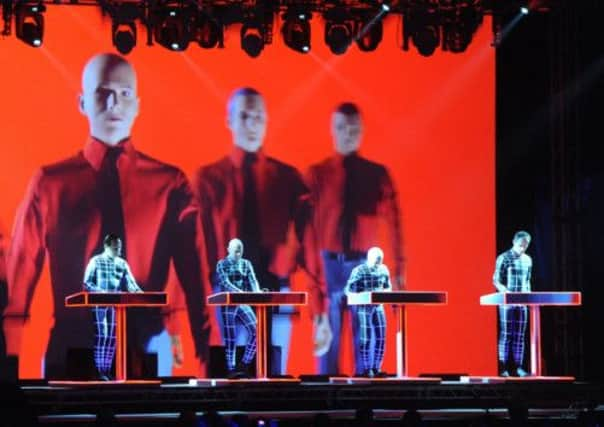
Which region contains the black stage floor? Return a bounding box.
[9,377,602,424]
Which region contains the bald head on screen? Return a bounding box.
[79,53,140,146]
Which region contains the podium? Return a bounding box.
[480,291,581,377]
[347,290,448,379]
[207,291,307,380]
[65,291,168,382]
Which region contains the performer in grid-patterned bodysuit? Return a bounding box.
[492,231,532,377]
[345,247,392,377]
[216,238,260,374]
[83,234,142,380]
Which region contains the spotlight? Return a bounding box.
[355,14,383,52]
[113,23,136,54]
[111,4,139,55]
[520,6,529,15]
[402,5,440,57]
[196,14,222,49]
[154,7,191,51]
[241,23,264,58]
[281,10,311,53]
[16,3,45,47]
[381,3,390,12]
[441,1,483,53]
[324,7,353,55]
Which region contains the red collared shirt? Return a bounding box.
[194,146,327,315]
[305,153,405,287]
[5,137,211,358]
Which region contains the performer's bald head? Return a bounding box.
[79,53,140,146]
[227,238,244,261]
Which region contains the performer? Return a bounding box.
[83,234,142,380]
[216,238,259,378]
[344,247,391,378]
[304,102,404,375]
[492,230,532,377]
[194,87,326,375]
[4,53,211,378]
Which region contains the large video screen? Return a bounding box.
[0,6,495,378]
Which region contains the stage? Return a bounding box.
[12,377,602,425]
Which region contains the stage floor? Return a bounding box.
[15,377,602,419]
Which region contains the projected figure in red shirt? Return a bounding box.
[3,53,211,379]
[195,87,326,376]
[305,102,404,375]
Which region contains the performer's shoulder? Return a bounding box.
[135,151,187,178]
[195,156,232,181]
[38,152,89,178]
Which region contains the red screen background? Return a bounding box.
[0,7,496,378]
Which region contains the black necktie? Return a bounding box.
[97,146,126,258]
[339,155,357,253]
[240,152,261,266]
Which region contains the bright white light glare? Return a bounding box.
[32,6,39,12]
[381,3,390,12]
[520,6,529,14]
[298,13,306,20]
[302,45,309,52]
[33,39,42,46]
[169,10,177,16]
[171,42,180,50]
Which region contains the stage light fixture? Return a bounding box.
[240,22,264,58]
[441,1,483,53]
[520,6,529,14]
[113,22,136,54]
[16,3,45,47]
[324,8,353,55]
[355,16,383,52]
[154,7,191,51]
[402,5,440,57]
[110,4,139,55]
[281,11,311,53]
[196,14,222,49]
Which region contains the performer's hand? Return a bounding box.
[170,334,184,368]
[495,284,508,293]
[313,313,333,357]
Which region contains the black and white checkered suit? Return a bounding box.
[345,263,392,374]
[493,249,532,367]
[216,256,260,371]
[83,253,141,376]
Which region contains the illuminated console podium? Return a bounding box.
[65,291,167,382]
[480,292,581,377]
[346,291,448,380]
[207,291,307,380]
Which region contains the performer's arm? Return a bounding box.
[344,268,360,295]
[83,258,101,292]
[382,170,405,290]
[526,257,533,291]
[247,260,261,293]
[4,171,47,356]
[216,261,243,293]
[382,265,393,291]
[170,173,211,371]
[123,262,142,293]
[492,254,508,292]
[301,168,331,333]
